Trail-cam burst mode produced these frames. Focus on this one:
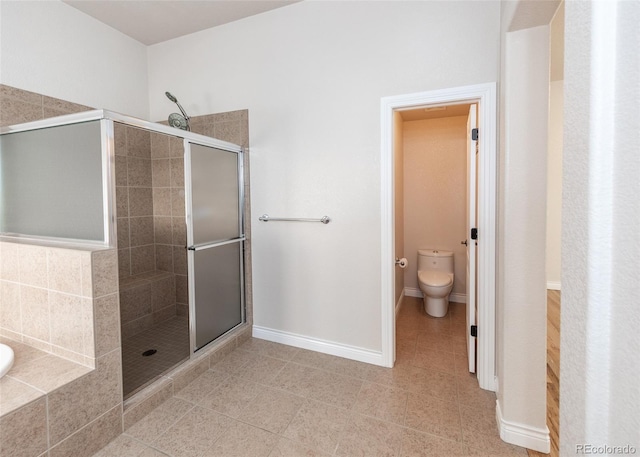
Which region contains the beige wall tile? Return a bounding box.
[130,245,155,275]
[153,217,172,245]
[49,405,122,457]
[49,291,84,355]
[41,96,92,116]
[170,188,185,218]
[121,314,153,340]
[155,245,173,272]
[0,242,20,282]
[175,274,188,304]
[20,286,49,342]
[80,252,93,298]
[115,155,128,186]
[152,188,171,216]
[120,282,151,324]
[171,217,187,246]
[18,244,48,288]
[150,132,171,159]
[117,218,131,249]
[169,137,184,158]
[0,397,48,457]
[127,157,152,187]
[118,249,132,278]
[152,159,171,187]
[116,187,129,218]
[129,187,153,217]
[114,122,128,156]
[94,293,120,357]
[127,128,151,158]
[172,247,187,275]
[0,280,21,333]
[92,250,118,298]
[169,158,184,188]
[0,98,43,127]
[214,121,242,145]
[0,84,43,104]
[48,349,122,445]
[151,275,174,312]
[152,305,175,324]
[47,248,82,295]
[129,217,154,247]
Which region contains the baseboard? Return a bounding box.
[496,400,550,453]
[252,326,385,366]
[404,287,467,304]
[546,281,561,290]
[395,289,405,318]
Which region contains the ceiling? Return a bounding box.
[399,104,471,122]
[62,0,300,45]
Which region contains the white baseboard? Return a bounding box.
[395,289,405,318]
[496,400,550,453]
[252,326,385,366]
[404,287,467,304]
[546,281,561,290]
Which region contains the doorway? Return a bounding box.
[380,83,497,391]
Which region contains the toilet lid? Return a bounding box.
[418,271,452,287]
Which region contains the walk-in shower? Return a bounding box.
[0,110,246,398]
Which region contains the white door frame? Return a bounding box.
[380,82,497,391]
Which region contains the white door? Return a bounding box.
[466,104,478,373]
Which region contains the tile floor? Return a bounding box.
[122,316,190,398]
[96,298,528,456]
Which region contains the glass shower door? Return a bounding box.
[186,143,244,351]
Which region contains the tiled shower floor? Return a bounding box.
[99,299,529,456]
[122,317,190,398]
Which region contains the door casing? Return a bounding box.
[380,82,497,391]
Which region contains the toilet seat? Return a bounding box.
[418,270,452,287]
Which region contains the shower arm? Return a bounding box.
[173,100,190,121]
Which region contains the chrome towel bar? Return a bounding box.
[259,214,331,224]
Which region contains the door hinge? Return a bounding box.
[472,128,479,141]
[470,325,477,337]
[471,228,478,240]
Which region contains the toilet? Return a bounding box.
[417,249,454,317]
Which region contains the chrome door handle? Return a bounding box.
[461,240,468,246]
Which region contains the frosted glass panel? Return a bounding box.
[0,121,104,241]
[193,242,242,349]
[190,144,239,244]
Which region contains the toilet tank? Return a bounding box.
[417,249,454,274]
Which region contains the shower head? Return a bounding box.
[165,91,178,103]
[165,91,190,131]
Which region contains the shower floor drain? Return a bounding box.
[142,349,157,357]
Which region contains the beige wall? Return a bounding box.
[393,112,405,305]
[403,116,468,296]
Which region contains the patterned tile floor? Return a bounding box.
[97,298,529,456]
[122,317,190,398]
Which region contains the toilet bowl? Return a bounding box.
[417,249,454,317]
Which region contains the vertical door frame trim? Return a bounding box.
[380,82,497,391]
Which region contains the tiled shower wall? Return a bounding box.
[114,124,187,339]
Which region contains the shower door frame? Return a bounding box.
[1,108,247,359]
[183,140,246,354]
